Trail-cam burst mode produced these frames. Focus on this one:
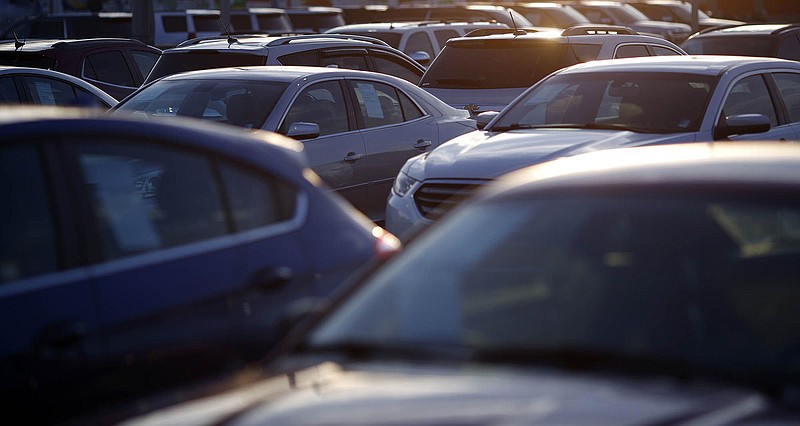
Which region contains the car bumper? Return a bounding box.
[385,189,430,241]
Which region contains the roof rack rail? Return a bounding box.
[561,25,638,36]
[265,33,390,47]
[177,35,243,47]
[695,23,744,35]
[464,27,540,37]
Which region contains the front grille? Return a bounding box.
[413,181,486,221]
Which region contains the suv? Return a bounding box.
[324,21,510,66]
[144,34,426,85]
[626,0,744,31]
[285,7,347,33]
[0,38,160,100]
[341,4,534,29]
[681,23,800,61]
[229,7,294,34]
[510,2,592,29]
[568,1,693,43]
[154,9,224,49]
[1,12,132,40]
[419,25,686,116]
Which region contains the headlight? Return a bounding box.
[392,171,418,197]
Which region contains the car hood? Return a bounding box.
[120,361,791,426]
[422,87,528,115]
[406,128,696,180]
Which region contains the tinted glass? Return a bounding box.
[0,77,20,103]
[0,144,58,283]
[255,14,293,32]
[398,89,424,121]
[130,51,159,80]
[83,51,136,87]
[192,15,222,32]
[351,80,404,128]
[144,52,265,84]
[288,12,346,31]
[420,41,575,89]
[77,142,226,258]
[721,75,778,126]
[406,31,434,58]
[773,73,800,123]
[231,14,253,31]
[279,80,349,136]
[320,52,369,71]
[219,163,296,232]
[494,72,715,133]
[371,53,423,83]
[19,76,77,106]
[278,50,318,66]
[682,36,777,56]
[162,15,187,32]
[433,30,459,51]
[650,45,681,56]
[777,35,800,61]
[614,44,651,59]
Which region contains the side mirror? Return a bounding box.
[409,51,431,67]
[286,122,320,140]
[476,111,500,129]
[714,113,771,139]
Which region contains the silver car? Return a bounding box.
[388,55,800,238]
[113,66,476,223]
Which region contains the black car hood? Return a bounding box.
[120,361,798,425]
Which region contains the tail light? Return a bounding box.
[372,226,402,261]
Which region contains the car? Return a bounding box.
[113,66,476,223]
[568,0,693,43]
[418,25,686,117]
[626,0,744,31]
[509,2,593,29]
[324,21,511,67]
[0,66,116,107]
[285,6,347,33]
[0,11,133,40]
[0,38,161,101]
[339,4,535,29]
[153,9,224,49]
[681,23,800,61]
[111,142,800,426]
[229,7,294,34]
[389,55,800,238]
[143,33,426,85]
[0,106,400,424]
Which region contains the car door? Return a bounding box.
[718,73,799,142]
[277,79,368,214]
[345,78,438,222]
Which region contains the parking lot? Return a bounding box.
[2,1,800,424]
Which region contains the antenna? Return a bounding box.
[8,19,24,50]
[508,10,525,36]
[218,16,238,45]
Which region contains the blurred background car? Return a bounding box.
[681,23,800,61]
[0,107,399,424]
[390,55,800,238]
[116,142,800,426]
[419,25,686,117]
[0,11,132,40]
[509,2,593,29]
[0,38,160,101]
[339,4,534,29]
[153,9,224,49]
[113,66,476,224]
[626,0,745,31]
[285,6,347,34]
[143,33,426,85]
[0,66,116,107]
[567,0,693,43]
[229,7,294,35]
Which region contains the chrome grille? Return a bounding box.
[413,181,485,221]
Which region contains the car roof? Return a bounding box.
[0,38,154,52]
[326,21,508,31]
[556,54,800,76]
[156,65,392,83]
[165,33,392,51]
[490,142,800,198]
[445,25,674,44]
[694,23,800,36]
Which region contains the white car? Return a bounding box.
[0,66,116,108]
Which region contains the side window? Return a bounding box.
[370,53,423,83]
[277,50,318,66]
[320,52,369,71]
[77,142,227,259]
[350,80,405,128]
[777,35,800,61]
[405,31,435,59]
[570,44,602,62]
[130,51,159,81]
[83,51,136,87]
[0,77,20,104]
[20,76,78,106]
[0,144,58,283]
[773,72,800,123]
[649,45,681,56]
[615,44,651,59]
[721,75,778,126]
[162,16,187,32]
[279,80,350,137]
[433,30,459,52]
[219,163,297,232]
[398,89,424,121]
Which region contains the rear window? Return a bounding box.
[420,40,580,89]
[682,36,777,56]
[144,52,265,84]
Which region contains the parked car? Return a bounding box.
[509,2,592,29]
[324,21,510,67]
[390,55,800,237]
[143,34,426,85]
[114,142,800,426]
[285,7,347,33]
[0,38,160,100]
[568,0,693,43]
[229,7,294,34]
[681,23,800,61]
[0,106,399,424]
[340,4,534,29]
[0,66,116,107]
[0,12,132,40]
[627,0,744,31]
[114,66,476,223]
[419,25,686,117]
[154,9,223,49]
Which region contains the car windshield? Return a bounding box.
[114,79,288,130]
[144,52,266,85]
[682,36,777,56]
[308,194,800,388]
[420,40,593,89]
[490,72,715,133]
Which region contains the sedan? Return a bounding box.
[0,107,399,424]
[113,66,477,223]
[117,142,800,425]
[388,55,800,238]
[0,66,116,107]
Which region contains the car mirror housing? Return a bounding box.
[476,111,500,129]
[286,122,320,140]
[409,51,431,66]
[715,113,771,139]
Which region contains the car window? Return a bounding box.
[130,51,159,81]
[219,163,297,232]
[614,44,650,59]
[320,51,369,71]
[398,89,424,121]
[650,45,682,56]
[192,15,222,32]
[83,51,136,87]
[721,75,778,126]
[279,80,350,137]
[434,30,459,51]
[0,77,20,103]
[405,31,434,58]
[19,76,80,106]
[255,14,292,32]
[77,141,227,259]
[777,35,800,61]
[773,72,800,123]
[278,50,319,66]
[162,15,187,32]
[570,44,602,62]
[350,80,405,128]
[370,52,423,83]
[682,36,776,56]
[0,144,58,283]
[231,14,253,31]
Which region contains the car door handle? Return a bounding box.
[249,266,293,291]
[344,152,364,162]
[414,140,432,150]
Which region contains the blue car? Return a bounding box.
[0,107,399,423]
